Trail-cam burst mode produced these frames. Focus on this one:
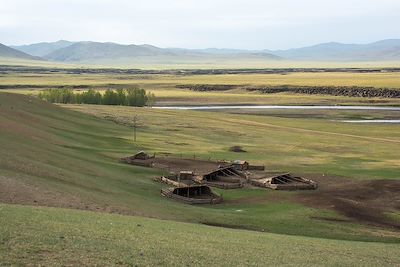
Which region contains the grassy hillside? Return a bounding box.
[0,92,399,244]
[1,203,399,266]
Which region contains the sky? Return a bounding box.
[1,0,400,50]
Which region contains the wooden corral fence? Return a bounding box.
[161,185,223,204]
[249,173,317,190]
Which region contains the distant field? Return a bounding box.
[2,71,400,106]
[1,203,399,266]
[2,56,400,69]
[1,72,400,88]
[5,87,400,106]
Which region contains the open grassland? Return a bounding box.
[1,93,399,244]
[2,71,400,106]
[2,56,400,69]
[1,203,400,267]
[1,72,400,88]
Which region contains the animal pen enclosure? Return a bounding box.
[161,185,223,204]
[121,152,318,205]
[249,173,318,190]
[195,166,244,189]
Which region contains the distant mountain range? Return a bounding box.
[265,39,400,61]
[0,43,41,60]
[44,42,176,61]
[2,39,400,63]
[10,40,74,57]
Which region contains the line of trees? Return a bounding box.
[38,88,156,107]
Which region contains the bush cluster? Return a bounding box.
[38,88,155,107]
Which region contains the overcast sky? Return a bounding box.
[1,0,400,50]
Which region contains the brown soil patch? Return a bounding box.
[229,146,246,153]
[135,156,222,174]
[226,173,400,229]
[294,174,400,229]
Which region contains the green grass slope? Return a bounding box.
[66,104,400,180]
[0,93,399,243]
[1,203,399,266]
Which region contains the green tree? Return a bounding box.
[102,89,118,105]
[115,89,127,105]
[37,88,154,107]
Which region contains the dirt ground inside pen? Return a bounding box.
[132,156,223,174]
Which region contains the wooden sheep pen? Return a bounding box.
[195,166,244,189]
[249,173,317,190]
[161,185,223,204]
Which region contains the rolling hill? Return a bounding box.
[269,39,400,61]
[11,40,74,57]
[0,43,42,60]
[10,40,281,63]
[43,41,172,61]
[43,41,281,63]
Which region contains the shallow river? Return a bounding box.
[341,120,400,123]
[154,105,400,111]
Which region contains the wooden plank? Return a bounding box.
[273,176,288,184]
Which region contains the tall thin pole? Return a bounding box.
[133,114,138,142]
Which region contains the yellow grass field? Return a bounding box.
[1,72,400,88]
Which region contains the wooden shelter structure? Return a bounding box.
[179,171,195,180]
[161,185,223,204]
[232,160,249,171]
[156,175,189,187]
[249,173,317,190]
[195,166,244,189]
[131,151,152,160]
